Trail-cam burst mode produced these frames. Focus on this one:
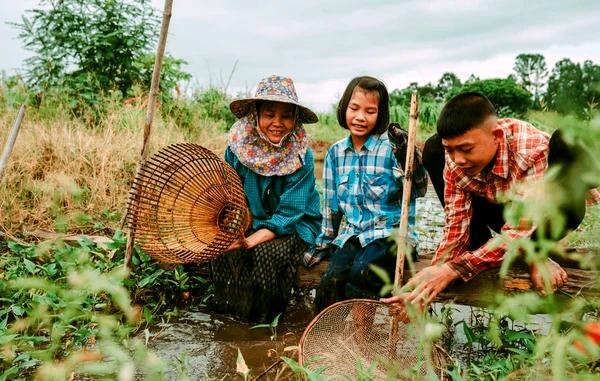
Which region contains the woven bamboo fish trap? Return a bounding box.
[299,299,447,380]
[126,143,250,264]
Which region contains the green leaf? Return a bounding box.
[138,269,164,288]
[143,306,154,324]
[45,263,57,276]
[462,322,476,344]
[11,305,25,316]
[271,313,281,328]
[7,241,26,253]
[250,324,270,330]
[368,263,391,285]
[23,259,38,274]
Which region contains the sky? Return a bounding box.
[1,0,600,112]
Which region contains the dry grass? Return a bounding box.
[0,105,228,236]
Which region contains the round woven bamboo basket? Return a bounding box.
[126,143,250,264]
[299,299,447,380]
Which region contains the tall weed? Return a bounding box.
[0,93,226,236]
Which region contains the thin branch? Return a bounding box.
[0,105,27,181]
[124,0,173,271]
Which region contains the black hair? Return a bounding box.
[337,76,390,135]
[437,92,497,139]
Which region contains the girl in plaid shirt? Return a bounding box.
[314,76,428,312]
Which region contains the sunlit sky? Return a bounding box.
[1,0,599,111]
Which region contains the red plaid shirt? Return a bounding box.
[432,118,600,281]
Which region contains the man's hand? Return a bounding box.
[529,258,567,295]
[381,263,460,321]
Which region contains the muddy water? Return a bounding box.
[144,292,315,380]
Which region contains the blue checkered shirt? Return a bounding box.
[315,134,427,249]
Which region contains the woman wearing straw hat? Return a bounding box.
[210,75,322,323]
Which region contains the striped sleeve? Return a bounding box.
[315,146,342,248]
[432,166,472,268]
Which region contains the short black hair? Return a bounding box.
[437,92,497,139]
[337,76,390,135]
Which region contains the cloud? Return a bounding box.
[1,0,600,111]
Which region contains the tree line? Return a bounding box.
[391,53,600,119]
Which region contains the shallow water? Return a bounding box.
[144,292,315,380]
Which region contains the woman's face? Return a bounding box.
[257,101,296,144]
[345,87,379,140]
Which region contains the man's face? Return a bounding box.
[441,116,499,176]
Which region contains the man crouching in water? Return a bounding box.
[383,91,600,317]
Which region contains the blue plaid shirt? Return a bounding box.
[316,134,427,249]
[225,146,322,246]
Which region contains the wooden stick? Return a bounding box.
[388,92,418,356]
[0,105,26,181]
[394,92,419,288]
[124,0,174,271]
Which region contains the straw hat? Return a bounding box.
[230,75,318,124]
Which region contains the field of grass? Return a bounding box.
[0,96,236,237]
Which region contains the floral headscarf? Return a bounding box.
[227,109,308,177]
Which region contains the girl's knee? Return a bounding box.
[349,259,370,281]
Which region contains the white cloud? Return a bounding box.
[2,0,600,111]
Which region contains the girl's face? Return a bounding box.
[346,87,379,140]
[257,101,296,144]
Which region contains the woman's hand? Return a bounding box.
[244,228,276,249]
[225,236,248,252]
[224,229,276,252]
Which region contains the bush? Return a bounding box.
[449,78,533,117]
[193,87,236,128]
[14,0,159,97]
[0,231,211,379]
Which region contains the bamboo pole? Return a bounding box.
[0,105,26,181]
[124,0,174,271]
[394,92,419,288]
[388,92,418,355]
